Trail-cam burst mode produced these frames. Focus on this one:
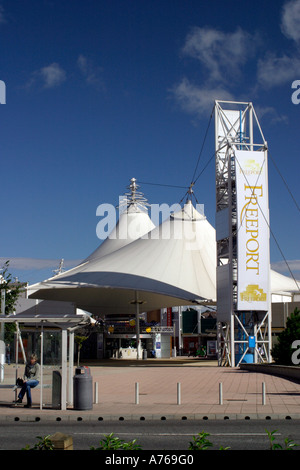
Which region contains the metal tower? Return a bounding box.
[214,100,272,367]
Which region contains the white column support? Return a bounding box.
[68,330,74,405]
[178,306,183,353]
[230,315,235,368]
[197,310,201,335]
[61,328,68,411]
[135,291,140,360]
[39,323,44,410]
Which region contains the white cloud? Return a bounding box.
[181,26,258,83]
[254,105,288,124]
[26,62,66,90]
[257,55,300,88]
[40,63,66,88]
[77,54,105,90]
[171,26,259,118]
[257,54,300,88]
[256,1,300,89]
[171,77,233,117]
[281,0,300,43]
[0,5,5,24]
[172,15,300,119]
[271,259,300,276]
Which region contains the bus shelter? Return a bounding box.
[0,299,94,410]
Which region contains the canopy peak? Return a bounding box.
[118,177,150,213]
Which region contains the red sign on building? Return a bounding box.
[167,308,172,327]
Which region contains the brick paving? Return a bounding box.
[0,358,300,421]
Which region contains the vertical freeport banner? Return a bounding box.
[235,150,270,311]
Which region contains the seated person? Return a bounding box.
[16,353,40,408]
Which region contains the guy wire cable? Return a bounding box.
[193,152,215,185]
[138,181,189,190]
[139,105,215,200]
[268,149,300,213]
[190,104,215,185]
[178,104,216,204]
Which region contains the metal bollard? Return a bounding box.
[135,382,139,405]
[94,382,99,404]
[262,382,266,405]
[0,353,4,383]
[219,382,223,405]
[177,382,181,405]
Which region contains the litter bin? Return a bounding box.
[142,349,147,360]
[52,370,62,409]
[73,366,93,410]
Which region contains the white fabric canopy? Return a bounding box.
[84,203,155,262]
[29,201,217,314]
[270,269,299,295]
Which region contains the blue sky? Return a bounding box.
[0,0,299,285]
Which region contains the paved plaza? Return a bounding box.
[0,358,299,421]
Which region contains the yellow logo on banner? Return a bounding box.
[240,284,267,302]
[242,159,261,175]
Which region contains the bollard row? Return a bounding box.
[93,382,268,406]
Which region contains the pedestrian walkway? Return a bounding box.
[0,358,300,421]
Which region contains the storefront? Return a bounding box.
[98,325,175,359]
[104,333,153,359]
